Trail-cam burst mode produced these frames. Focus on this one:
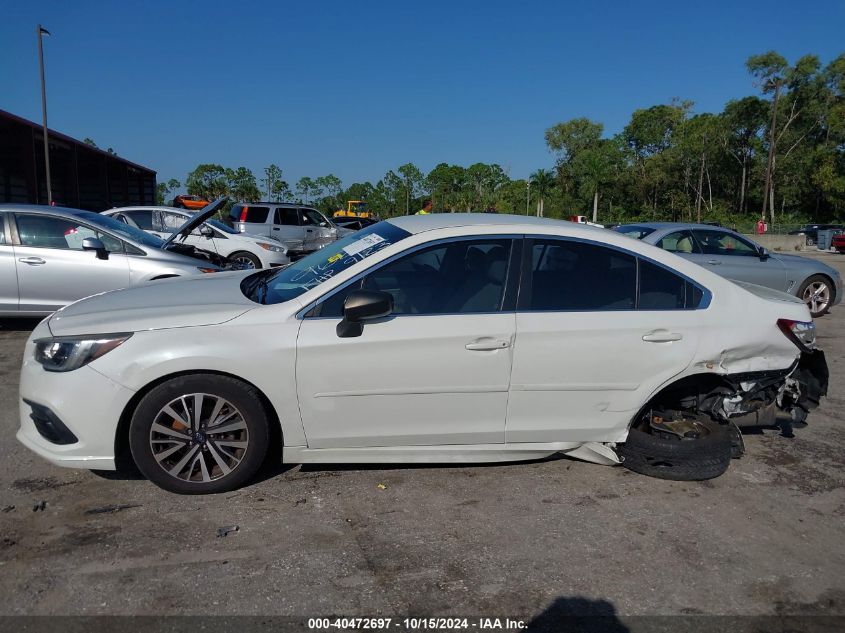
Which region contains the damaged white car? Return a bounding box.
[18,213,829,493]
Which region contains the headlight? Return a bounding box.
[34,333,132,372]
[257,242,287,254]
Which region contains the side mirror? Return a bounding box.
[200,224,214,237]
[82,237,109,260]
[758,247,770,261]
[337,290,393,338]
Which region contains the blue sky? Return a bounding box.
[2,0,843,190]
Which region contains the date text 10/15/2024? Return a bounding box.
[308,617,527,630]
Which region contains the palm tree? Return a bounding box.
[529,169,555,217]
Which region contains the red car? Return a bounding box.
[832,232,845,253]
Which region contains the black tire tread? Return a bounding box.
[619,417,732,481]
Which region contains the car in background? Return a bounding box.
[231,202,352,255]
[332,216,379,232]
[17,214,827,493]
[172,195,209,210]
[0,204,220,317]
[104,206,290,269]
[788,223,845,246]
[615,222,843,318]
[832,233,845,254]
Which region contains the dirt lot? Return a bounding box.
[1,253,844,623]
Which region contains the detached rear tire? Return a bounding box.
[619,416,732,481]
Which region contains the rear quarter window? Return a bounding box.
[232,205,270,223]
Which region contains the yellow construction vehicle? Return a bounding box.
[334,200,376,219]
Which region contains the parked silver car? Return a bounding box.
[615,222,843,317]
[0,204,221,317]
[230,202,352,255]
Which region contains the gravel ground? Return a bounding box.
[0,251,843,623]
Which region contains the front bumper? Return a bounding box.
[17,343,136,470]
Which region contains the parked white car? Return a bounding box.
[104,206,290,269]
[18,214,828,493]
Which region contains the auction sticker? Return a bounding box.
[342,234,385,256]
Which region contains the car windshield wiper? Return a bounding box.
[242,269,276,304]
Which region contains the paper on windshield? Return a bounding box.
[342,234,385,257]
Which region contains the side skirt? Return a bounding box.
[283,442,620,466]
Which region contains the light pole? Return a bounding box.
[37,24,52,205]
[526,179,532,215]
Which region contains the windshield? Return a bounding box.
[242,222,411,305]
[613,225,656,239]
[78,211,165,248]
[206,218,237,234]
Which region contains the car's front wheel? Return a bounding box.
[129,374,270,494]
[230,251,262,269]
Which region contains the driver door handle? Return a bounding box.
[642,330,683,343]
[706,259,721,265]
[466,339,510,351]
[18,257,46,265]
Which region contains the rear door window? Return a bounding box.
[122,210,155,230]
[232,205,270,223]
[638,259,703,309]
[274,208,300,226]
[691,229,758,257]
[160,212,186,232]
[522,239,637,311]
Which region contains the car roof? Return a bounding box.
[617,222,732,231]
[0,204,98,217]
[384,213,606,235]
[106,206,187,213]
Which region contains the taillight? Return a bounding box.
[777,318,816,352]
[239,206,248,222]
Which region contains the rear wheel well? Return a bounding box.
[113,370,282,473]
[629,373,734,430]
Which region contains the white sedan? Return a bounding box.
[17,215,828,494]
[103,206,290,269]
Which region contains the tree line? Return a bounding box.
[160,50,844,228]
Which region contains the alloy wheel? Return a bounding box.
[803,281,830,316]
[149,394,249,483]
[233,256,257,269]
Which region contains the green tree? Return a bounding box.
[156,178,181,205]
[529,169,555,217]
[226,167,260,202]
[186,164,229,200]
[262,164,284,201]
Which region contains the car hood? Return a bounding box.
[770,252,840,275]
[162,197,227,248]
[48,271,257,336]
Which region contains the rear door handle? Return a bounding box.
[272,227,281,231]
[706,259,721,265]
[642,330,683,343]
[18,257,46,265]
[466,339,510,351]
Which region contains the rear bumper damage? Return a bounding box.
[700,350,829,433]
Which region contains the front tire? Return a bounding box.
[129,374,270,494]
[230,250,262,269]
[798,274,834,318]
